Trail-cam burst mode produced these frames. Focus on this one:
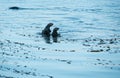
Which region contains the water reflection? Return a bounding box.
[42,35,51,44]
[52,37,58,43]
[42,35,59,44]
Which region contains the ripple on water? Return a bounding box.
[63,17,80,21]
[72,8,103,13]
[53,7,70,11]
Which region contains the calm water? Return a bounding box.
[0,0,120,38]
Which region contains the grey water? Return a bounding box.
[0,0,120,37]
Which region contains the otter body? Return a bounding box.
[52,28,59,37]
[9,6,20,10]
[42,23,53,37]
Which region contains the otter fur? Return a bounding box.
[42,23,53,37]
[52,27,59,37]
[9,6,20,10]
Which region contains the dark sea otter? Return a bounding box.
[52,27,60,42]
[9,6,20,10]
[52,27,60,37]
[42,23,53,37]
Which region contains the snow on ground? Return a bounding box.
[0,0,120,78]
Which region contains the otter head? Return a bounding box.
[47,23,53,27]
[53,27,59,31]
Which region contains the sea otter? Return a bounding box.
[42,23,53,37]
[52,27,60,42]
[9,6,20,10]
[52,27,59,37]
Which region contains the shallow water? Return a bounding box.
[0,0,120,78]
